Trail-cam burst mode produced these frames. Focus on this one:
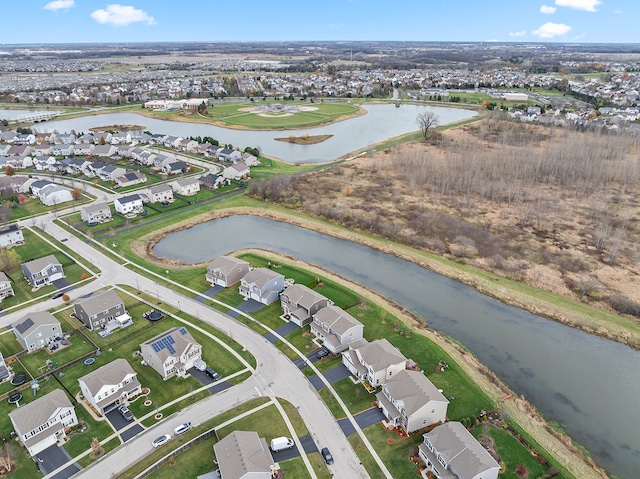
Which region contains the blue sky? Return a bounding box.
[2,0,637,44]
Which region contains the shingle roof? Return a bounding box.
[242,268,283,290]
[214,431,274,479]
[208,256,250,275]
[22,254,61,276]
[74,289,123,317]
[9,389,72,436]
[383,370,449,415]
[282,284,327,310]
[313,304,361,335]
[355,338,406,372]
[140,327,200,363]
[79,358,136,396]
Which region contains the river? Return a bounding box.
[153,215,640,479]
[36,104,476,163]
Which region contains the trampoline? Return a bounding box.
[84,358,95,366]
[147,311,163,322]
[8,393,22,404]
[11,373,26,386]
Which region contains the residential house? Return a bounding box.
[32,144,53,156]
[0,223,24,247]
[9,389,78,456]
[342,338,407,386]
[14,133,36,145]
[418,421,500,479]
[73,289,128,331]
[115,171,147,188]
[163,136,183,149]
[170,176,200,196]
[92,144,117,157]
[178,138,198,151]
[199,173,229,189]
[140,327,202,380]
[29,179,54,196]
[0,144,11,156]
[8,144,33,157]
[98,165,126,182]
[81,202,112,224]
[78,359,142,415]
[217,147,242,162]
[205,145,220,158]
[0,131,17,143]
[110,132,131,145]
[280,284,329,327]
[0,176,30,193]
[0,272,14,300]
[21,254,64,288]
[162,160,187,175]
[50,144,74,157]
[85,161,106,177]
[74,143,94,156]
[239,268,285,305]
[137,150,156,166]
[213,431,279,479]
[241,152,260,166]
[54,133,76,144]
[92,132,112,144]
[153,154,174,169]
[0,351,9,382]
[114,194,144,214]
[206,256,251,287]
[38,184,73,206]
[146,184,174,203]
[223,162,250,181]
[12,311,61,353]
[311,305,363,353]
[376,370,449,434]
[6,155,33,169]
[61,158,90,175]
[32,156,57,171]
[149,133,168,145]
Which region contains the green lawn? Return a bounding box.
[216,402,289,441]
[63,404,117,459]
[0,330,23,357]
[278,457,313,479]
[364,424,425,479]
[145,437,217,479]
[330,377,379,415]
[348,434,385,479]
[18,334,96,379]
[3,440,41,479]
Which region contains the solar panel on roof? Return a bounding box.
[15,318,34,334]
[179,328,188,335]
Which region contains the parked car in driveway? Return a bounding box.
[321,447,334,465]
[118,405,133,422]
[174,422,191,435]
[316,346,330,359]
[152,434,171,448]
[205,368,221,381]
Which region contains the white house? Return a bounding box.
[239,268,285,305]
[0,223,24,247]
[114,194,144,214]
[140,327,202,380]
[146,184,174,203]
[38,184,74,206]
[78,359,142,415]
[342,338,407,386]
[9,389,78,456]
[0,272,14,300]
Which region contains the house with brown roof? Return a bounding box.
[9,389,78,456]
[239,268,285,305]
[418,421,500,479]
[140,327,202,379]
[206,256,251,287]
[310,304,363,353]
[375,370,449,434]
[342,338,407,386]
[280,284,329,327]
[78,359,141,415]
[213,431,279,479]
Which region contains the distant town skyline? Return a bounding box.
[1,0,637,45]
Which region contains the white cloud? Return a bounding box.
[91,4,156,26]
[509,30,527,37]
[44,0,74,10]
[532,22,572,38]
[614,9,622,14]
[555,0,601,12]
[540,5,557,14]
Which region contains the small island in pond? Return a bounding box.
[89,124,146,132]
[274,133,333,145]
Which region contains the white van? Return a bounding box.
[270,437,294,452]
[193,359,206,371]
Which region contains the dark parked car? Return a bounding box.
[118,405,134,422]
[321,447,334,465]
[316,347,330,359]
[205,368,221,381]
[52,291,64,299]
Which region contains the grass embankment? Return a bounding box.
[274,134,333,144]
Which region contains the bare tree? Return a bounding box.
[416,111,440,140]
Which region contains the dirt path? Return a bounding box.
[133,207,610,479]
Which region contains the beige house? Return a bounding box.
[310,304,363,353]
[206,256,251,287]
[0,271,14,300]
[146,184,174,203]
[78,359,141,415]
[81,202,112,224]
[280,284,329,327]
[342,338,407,386]
[9,389,78,456]
[418,421,500,479]
[140,327,202,379]
[214,431,279,479]
[376,370,449,434]
[170,176,200,196]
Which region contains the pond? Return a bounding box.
[37,104,476,163]
[153,214,640,479]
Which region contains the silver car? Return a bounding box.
[152,434,171,448]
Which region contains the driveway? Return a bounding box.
[197,285,224,301]
[35,444,81,479]
[274,322,299,337]
[189,368,234,394]
[105,409,144,442]
[270,443,301,462]
[308,364,352,389]
[52,278,72,290]
[293,350,321,370]
[225,299,263,318]
[338,407,385,436]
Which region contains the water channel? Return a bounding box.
[153,215,640,479]
[36,103,476,163]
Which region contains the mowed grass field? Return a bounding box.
[147,101,361,129]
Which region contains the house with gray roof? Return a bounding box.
[200,173,229,190]
[280,284,329,327]
[170,176,200,196]
[29,179,55,196]
[12,311,61,353]
[50,144,74,157]
[0,272,15,301]
[9,389,78,456]
[38,183,73,206]
[145,183,174,203]
[0,223,24,248]
[140,327,202,379]
[311,304,363,353]
[115,171,147,188]
[81,202,112,224]
[213,431,279,479]
[418,421,500,479]
[78,358,141,415]
[114,194,143,214]
[73,289,128,331]
[239,268,285,305]
[162,160,188,175]
[376,370,449,434]
[91,144,117,157]
[98,164,126,182]
[21,254,64,288]
[0,351,9,382]
[206,256,251,288]
[342,338,407,386]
